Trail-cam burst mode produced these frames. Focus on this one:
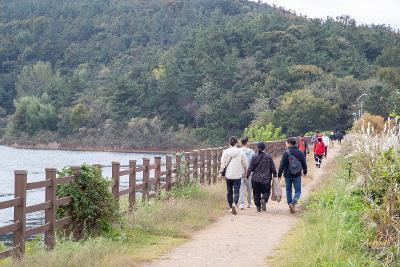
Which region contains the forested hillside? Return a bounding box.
[0,0,399,148]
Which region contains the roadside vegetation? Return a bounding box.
[1,182,226,267]
[270,116,400,266]
[270,158,381,266]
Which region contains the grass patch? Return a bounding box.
[269,158,384,267]
[2,182,226,267]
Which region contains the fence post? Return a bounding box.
[193,150,198,180]
[184,152,190,183]
[165,155,172,192]
[45,168,56,250]
[217,147,223,181]
[129,160,136,212]
[13,170,27,259]
[142,158,150,203]
[212,148,218,184]
[199,149,205,184]
[206,148,212,185]
[112,162,120,204]
[155,157,161,197]
[175,154,181,185]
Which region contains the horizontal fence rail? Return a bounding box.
[0,139,295,260]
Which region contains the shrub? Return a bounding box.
[367,148,400,261]
[243,123,285,142]
[168,181,204,199]
[352,112,385,133]
[346,128,400,264]
[0,242,6,252]
[56,164,120,239]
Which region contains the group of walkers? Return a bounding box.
[311,130,344,167]
[219,136,307,215]
[219,131,344,215]
[330,130,344,144]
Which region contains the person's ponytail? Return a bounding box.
[257,142,266,154]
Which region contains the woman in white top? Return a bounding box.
[220,136,247,215]
[322,134,330,157]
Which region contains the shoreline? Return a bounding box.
[1,141,193,154]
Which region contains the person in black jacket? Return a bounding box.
[246,142,277,212]
[278,138,307,214]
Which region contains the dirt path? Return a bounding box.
[143,145,341,267]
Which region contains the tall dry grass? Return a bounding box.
[345,117,400,264]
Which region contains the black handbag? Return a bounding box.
[221,157,233,177]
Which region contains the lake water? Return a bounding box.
[0,145,164,235]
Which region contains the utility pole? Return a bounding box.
[356,94,368,119]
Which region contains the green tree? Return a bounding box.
[15,61,55,97]
[376,47,400,67]
[6,96,57,136]
[274,89,339,136]
[364,85,392,117]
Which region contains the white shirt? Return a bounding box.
[322,136,330,147]
[220,147,247,179]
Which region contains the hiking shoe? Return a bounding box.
[289,204,295,214]
[257,206,261,212]
[231,204,237,215]
[239,204,245,210]
[260,199,266,211]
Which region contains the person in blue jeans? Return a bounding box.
[239,136,255,209]
[278,138,308,213]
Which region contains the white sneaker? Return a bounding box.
[247,204,251,208]
[239,204,245,210]
[231,204,237,215]
[229,208,232,214]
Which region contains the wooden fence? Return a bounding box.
[0,140,289,260]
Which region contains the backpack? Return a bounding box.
[287,149,303,176]
[315,142,325,155]
[298,140,306,153]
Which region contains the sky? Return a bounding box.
[254,0,400,30]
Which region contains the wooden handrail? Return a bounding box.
[26,201,51,214]
[26,180,51,190]
[0,221,20,236]
[0,197,22,210]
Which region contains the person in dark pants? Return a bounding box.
[313,136,326,168]
[220,136,247,215]
[246,142,277,212]
[337,132,343,144]
[278,138,308,214]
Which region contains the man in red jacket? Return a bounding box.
[313,136,326,168]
